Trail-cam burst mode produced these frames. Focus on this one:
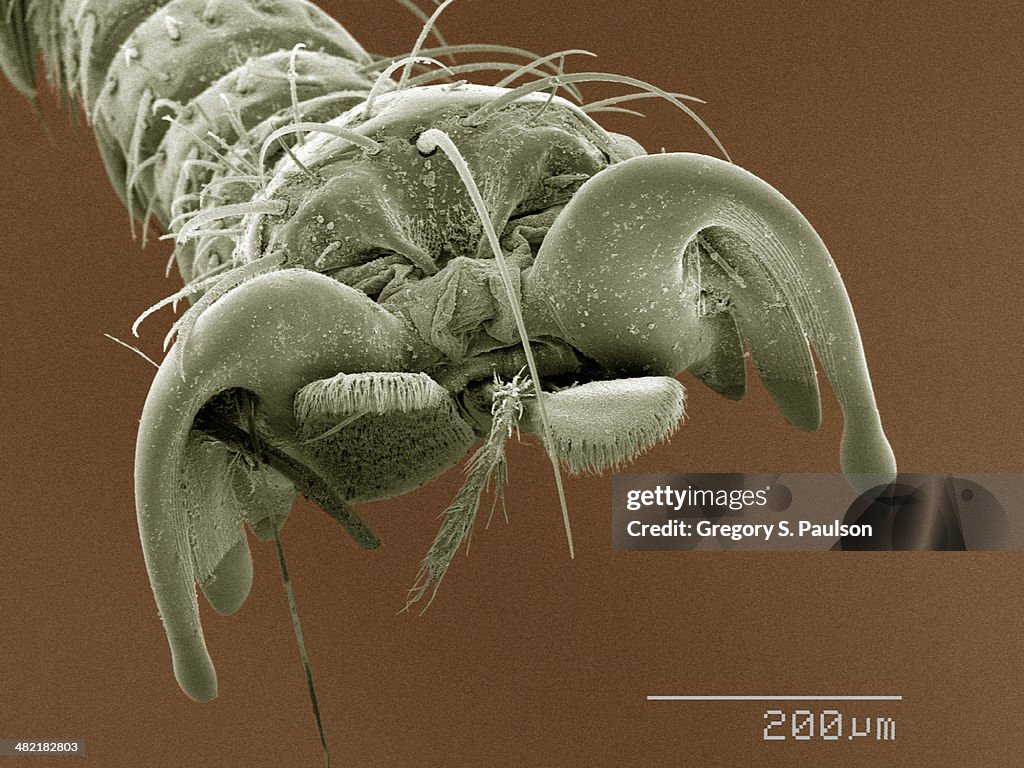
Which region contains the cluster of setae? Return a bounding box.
[1,0,894,732]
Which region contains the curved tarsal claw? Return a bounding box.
[526,153,895,487]
[135,269,416,699]
[171,637,218,703]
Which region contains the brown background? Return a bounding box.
[1,1,1021,765]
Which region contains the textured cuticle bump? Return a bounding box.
[148,49,379,225]
[91,0,370,206]
[252,84,610,274]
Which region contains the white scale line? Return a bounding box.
[647,696,903,701]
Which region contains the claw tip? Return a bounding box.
[172,645,218,702]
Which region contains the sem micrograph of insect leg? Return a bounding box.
[1,2,1021,766]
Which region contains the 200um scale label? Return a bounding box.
[647,697,900,743]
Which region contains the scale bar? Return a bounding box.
[647,695,902,701]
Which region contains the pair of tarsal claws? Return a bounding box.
[136,153,895,700]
